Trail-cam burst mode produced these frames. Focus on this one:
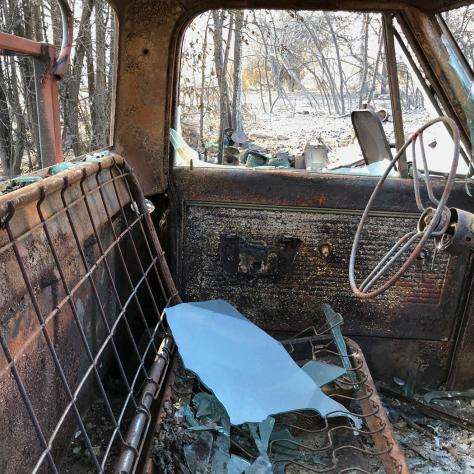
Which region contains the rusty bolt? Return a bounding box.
[318,242,333,258]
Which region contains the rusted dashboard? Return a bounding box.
[170,167,474,390]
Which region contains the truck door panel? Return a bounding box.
[172,167,472,387]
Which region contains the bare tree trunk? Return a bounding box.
[261,21,273,111]
[256,61,267,113]
[1,0,36,174]
[222,12,234,128]
[297,13,339,114]
[31,0,44,41]
[62,0,93,156]
[20,0,41,167]
[108,8,116,122]
[231,10,245,138]
[7,57,26,176]
[92,0,108,149]
[199,13,211,145]
[358,14,370,108]
[252,12,274,112]
[211,10,231,163]
[324,12,346,114]
[380,56,388,96]
[367,24,384,105]
[0,60,13,176]
[85,16,96,149]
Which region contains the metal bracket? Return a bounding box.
[220,234,301,279]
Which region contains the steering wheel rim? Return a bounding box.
[349,116,460,299]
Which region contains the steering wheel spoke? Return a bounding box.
[360,231,422,292]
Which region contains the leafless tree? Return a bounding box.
[0,0,116,177]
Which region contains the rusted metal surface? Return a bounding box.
[383,13,408,177]
[178,204,460,335]
[137,353,181,474]
[115,336,174,473]
[436,207,474,255]
[0,154,178,473]
[111,0,185,195]
[107,0,474,391]
[109,0,474,14]
[0,31,44,56]
[0,1,72,78]
[447,258,474,391]
[220,234,301,278]
[345,338,409,474]
[402,9,474,159]
[173,167,474,213]
[356,336,452,388]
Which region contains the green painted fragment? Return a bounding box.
[48,162,80,175]
[322,304,357,383]
[12,176,42,184]
[85,150,111,162]
[245,152,268,167]
[267,155,290,168]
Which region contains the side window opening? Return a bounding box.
[393,16,472,176]
[442,5,474,69]
[0,0,116,180]
[177,10,395,174]
[176,8,471,177]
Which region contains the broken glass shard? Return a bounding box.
[183,431,214,473]
[193,392,231,435]
[322,304,357,383]
[165,300,357,426]
[302,360,346,387]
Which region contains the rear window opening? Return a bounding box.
[176,9,471,177]
[0,1,116,180]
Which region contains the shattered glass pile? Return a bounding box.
[154,301,405,473]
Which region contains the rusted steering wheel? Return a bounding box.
[349,116,460,299]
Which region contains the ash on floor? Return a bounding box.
[382,394,474,474]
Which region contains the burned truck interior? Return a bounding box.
[0,0,474,473]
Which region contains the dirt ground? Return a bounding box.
[182,91,469,174]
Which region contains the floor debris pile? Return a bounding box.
[151,301,405,473]
[152,361,386,473]
[381,394,474,473]
[59,300,474,473]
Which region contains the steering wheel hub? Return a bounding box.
[417,207,451,235]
